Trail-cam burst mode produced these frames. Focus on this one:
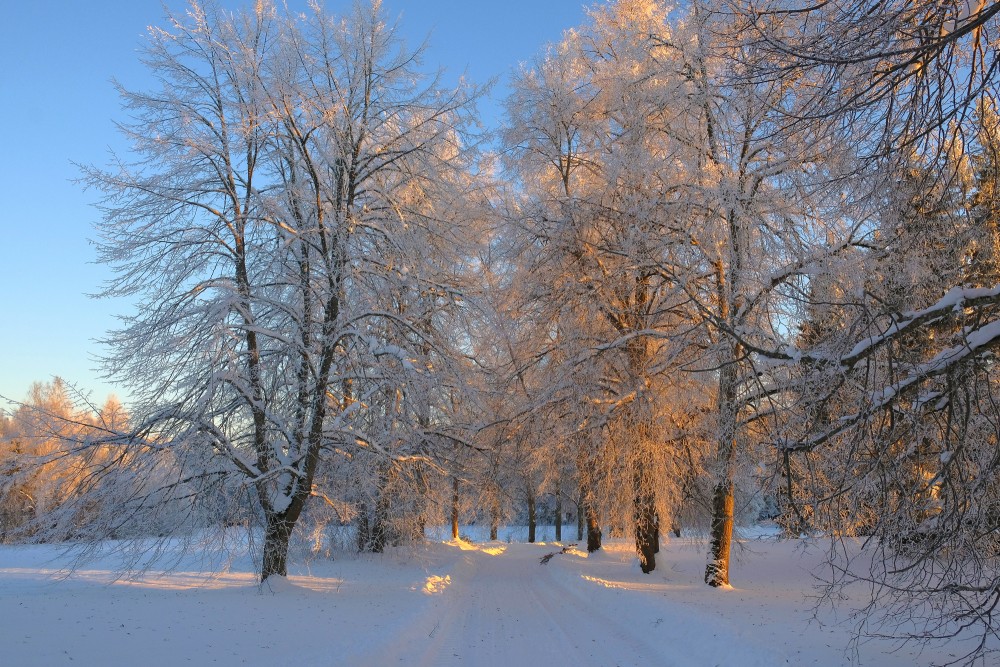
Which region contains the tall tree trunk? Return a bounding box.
[490,496,500,541]
[371,466,394,553]
[370,512,386,553]
[415,467,428,539]
[554,477,562,542]
[451,476,460,540]
[633,465,657,574]
[527,486,536,543]
[262,513,294,582]
[705,350,740,587]
[705,477,735,586]
[585,502,602,552]
[577,446,596,546]
[356,501,370,552]
[372,490,390,553]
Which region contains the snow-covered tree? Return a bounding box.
[78,0,480,581]
[0,381,147,543]
[500,0,739,574]
[722,1,1000,658]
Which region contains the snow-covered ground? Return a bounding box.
[0,528,974,666]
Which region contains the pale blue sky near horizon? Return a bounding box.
[0,0,590,407]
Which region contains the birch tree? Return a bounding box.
[80,0,479,581]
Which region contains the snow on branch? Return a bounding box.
[731,284,1000,371]
[839,285,1000,366]
[781,314,1000,453]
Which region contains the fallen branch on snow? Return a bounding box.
[540,544,577,564]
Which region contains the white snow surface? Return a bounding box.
[0,527,969,666]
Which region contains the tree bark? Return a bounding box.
[356,500,370,552]
[527,488,537,543]
[585,502,602,552]
[415,467,428,539]
[577,447,596,547]
[490,497,500,541]
[705,478,735,587]
[705,345,740,588]
[372,465,399,552]
[262,513,294,582]
[633,465,657,574]
[371,493,389,554]
[554,477,562,542]
[451,476,460,540]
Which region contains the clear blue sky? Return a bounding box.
[0,0,589,406]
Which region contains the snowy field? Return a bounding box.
[0,527,977,666]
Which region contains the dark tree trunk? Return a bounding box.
[262,513,294,582]
[585,502,602,552]
[371,466,396,553]
[554,478,562,542]
[415,468,428,539]
[576,447,595,544]
[527,487,536,543]
[371,490,390,553]
[705,353,739,588]
[671,522,682,538]
[634,467,657,574]
[356,501,370,552]
[653,514,660,554]
[370,514,386,553]
[451,477,459,540]
[490,497,500,541]
[705,479,735,587]
[703,245,744,587]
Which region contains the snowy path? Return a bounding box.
[0,535,973,666]
[359,542,780,667]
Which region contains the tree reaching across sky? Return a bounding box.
[716,0,1000,660]
[76,0,482,581]
[731,0,1000,158]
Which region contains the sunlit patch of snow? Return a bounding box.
[479,544,507,556]
[421,574,451,594]
[580,573,669,593]
[581,574,629,589]
[449,539,506,556]
[0,567,345,593]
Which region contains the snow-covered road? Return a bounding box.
[359,541,780,666]
[0,535,974,666]
[368,543,657,664]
